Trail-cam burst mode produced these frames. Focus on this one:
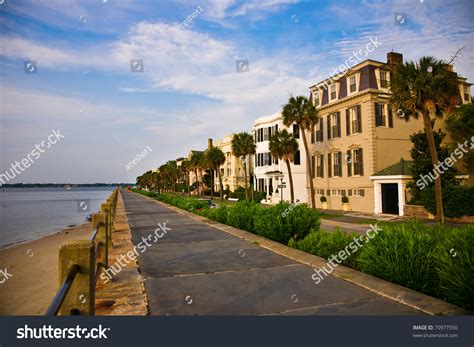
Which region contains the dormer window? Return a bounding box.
[380,71,389,88]
[314,90,320,106]
[330,84,337,100]
[349,76,356,93]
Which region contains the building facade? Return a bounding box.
[212,134,248,192]
[308,52,471,215]
[253,112,308,204]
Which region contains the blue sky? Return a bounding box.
[0,0,473,183]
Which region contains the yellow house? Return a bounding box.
[308,52,471,215]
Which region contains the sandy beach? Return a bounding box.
[0,223,92,315]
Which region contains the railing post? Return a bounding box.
[58,240,94,315]
[93,212,108,268]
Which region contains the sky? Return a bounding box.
[0,0,473,184]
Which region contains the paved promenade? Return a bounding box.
[121,190,423,315]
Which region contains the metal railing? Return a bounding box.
[45,188,119,316]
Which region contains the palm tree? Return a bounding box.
[181,159,192,196]
[269,129,299,202]
[190,151,204,195]
[282,95,318,209]
[231,132,256,199]
[390,56,459,223]
[206,147,226,201]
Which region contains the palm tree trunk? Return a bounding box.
[211,169,214,198]
[300,130,316,209]
[422,111,444,223]
[187,172,190,196]
[243,157,249,199]
[194,169,199,195]
[218,169,224,201]
[285,159,295,202]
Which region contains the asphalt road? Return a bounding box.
[121,190,423,316]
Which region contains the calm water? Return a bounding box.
[0,187,115,248]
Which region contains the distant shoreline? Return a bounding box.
[1,183,133,188]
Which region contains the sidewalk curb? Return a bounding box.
[133,192,471,316]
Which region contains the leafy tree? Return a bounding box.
[269,129,298,202]
[408,129,458,203]
[390,56,460,223]
[231,132,256,199]
[445,103,474,173]
[282,95,318,209]
[206,147,226,201]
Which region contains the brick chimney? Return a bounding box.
[208,138,213,149]
[387,52,403,67]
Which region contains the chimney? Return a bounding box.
[208,138,213,149]
[387,52,403,67]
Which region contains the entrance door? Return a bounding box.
[381,183,399,214]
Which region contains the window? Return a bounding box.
[314,91,320,106]
[330,84,337,100]
[333,152,342,177]
[326,189,331,196]
[353,148,364,176]
[294,150,301,165]
[258,179,265,192]
[349,76,356,93]
[464,86,470,102]
[316,118,323,142]
[316,154,324,178]
[380,71,388,88]
[263,127,269,141]
[293,124,300,139]
[327,112,341,139]
[346,105,362,135]
[375,103,386,127]
[347,148,364,176]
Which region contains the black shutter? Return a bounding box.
[357,105,362,133]
[388,107,393,128]
[374,103,380,126]
[347,150,352,177]
[359,149,364,176]
[327,115,331,140]
[328,153,332,177]
[336,112,341,137]
[311,124,315,143]
[311,155,315,178]
[346,108,350,135]
[320,118,324,142]
[268,126,272,139]
[321,154,324,178]
[338,152,342,176]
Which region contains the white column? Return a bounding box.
[373,182,382,214]
[398,181,406,216]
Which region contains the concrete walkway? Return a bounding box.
[121,190,423,315]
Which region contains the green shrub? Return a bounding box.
[291,229,359,268]
[418,184,474,218]
[433,224,474,309]
[341,196,349,203]
[320,196,327,203]
[254,202,320,244]
[225,201,259,232]
[357,221,474,309]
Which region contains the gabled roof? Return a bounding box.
[375,159,413,176]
